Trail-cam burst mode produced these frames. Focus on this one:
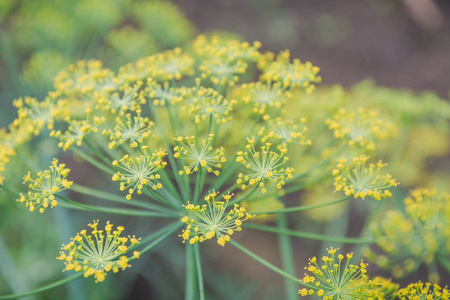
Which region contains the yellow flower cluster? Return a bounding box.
[12,96,58,135]
[105,114,153,149]
[96,81,146,115]
[173,134,226,176]
[181,191,253,246]
[118,48,194,83]
[17,159,72,213]
[397,281,449,300]
[237,81,291,115]
[194,35,261,86]
[299,248,370,299]
[181,84,236,124]
[57,220,140,283]
[333,155,398,200]
[50,117,99,151]
[260,50,321,92]
[236,139,294,193]
[112,150,167,200]
[259,117,312,146]
[325,107,396,151]
[369,277,400,300]
[365,188,450,282]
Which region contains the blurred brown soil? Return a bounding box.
[175,0,450,97]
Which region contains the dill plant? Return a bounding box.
[0,33,449,300]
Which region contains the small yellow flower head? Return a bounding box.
[194,35,261,86]
[173,134,226,176]
[181,85,236,124]
[325,107,397,151]
[259,118,311,146]
[193,35,261,62]
[238,81,291,115]
[50,118,98,151]
[112,151,167,199]
[57,220,141,283]
[146,81,182,106]
[333,155,398,200]
[105,114,153,149]
[17,158,72,213]
[54,60,116,98]
[397,281,449,300]
[236,140,294,193]
[180,191,253,246]
[299,248,370,299]
[368,277,400,300]
[12,96,58,135]
[96,82,146,115]
[118,48,194,83]
[259,50,321,92]
[366,188,450,282]
[404,188,450,230]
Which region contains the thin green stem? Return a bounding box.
[228,185,259,207]
[148,103,187,202]
[251,196,351,215]
[55,194,178,218]
[193,244,205,300]
[277,214,298,300]
[70,183,173,213]
[229,240,315,289]
[436,255,450,274]
[185,244,196,300]
[211,116,262,191]
[71,147,115,175]
[84,139,114,167]
[134,222,183,256]
[244,223,375,244]
[0,274,83,300]
[193,168,202,204]
[284,174,332,194]
[142,185,179,210]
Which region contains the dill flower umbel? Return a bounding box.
[397,281,449,300]
[180,191,253,246]
[50,117,99,151]
[105,114,153,149]
[181,85,236,124]
[365,188,450,282]
[299,248,370,299]
[17,158,72,213]
[57,220,141,283]
[112,150,167,200]
[259,117,311,145]
[236,138,294,193]
[369,277,400,300]
[173,134,226,176]
[325,107,396,150]
[333,155,398,200]
[96,82,146,115]
[259,50,321,92]
[238,81,291,115]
